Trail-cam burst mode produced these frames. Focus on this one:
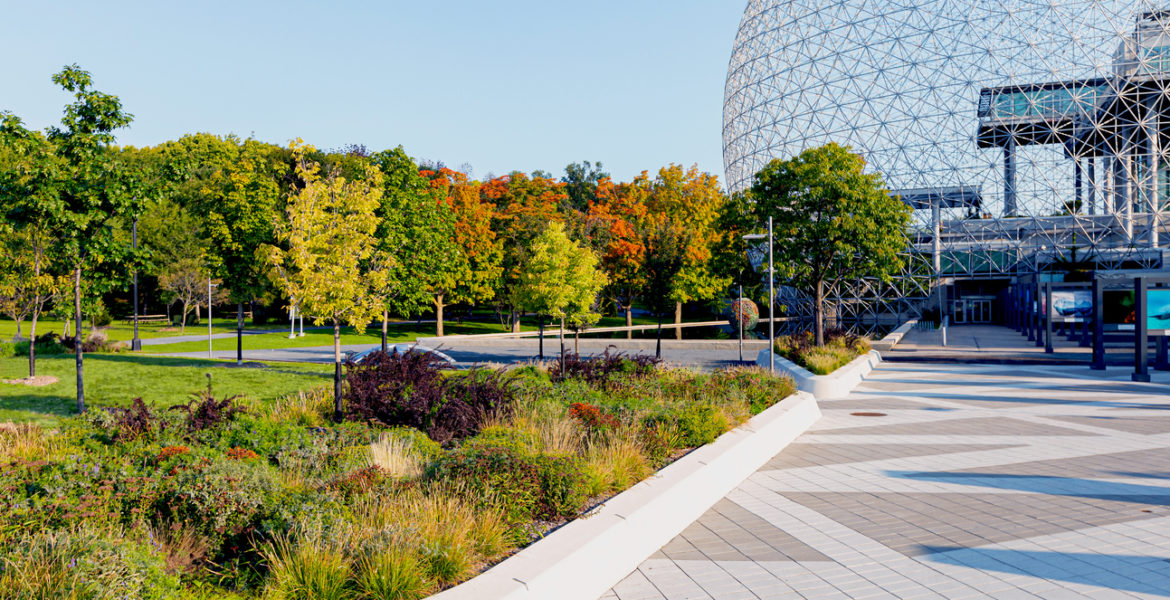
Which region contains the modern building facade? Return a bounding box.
[724,1,1170,325]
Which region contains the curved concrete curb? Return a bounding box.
[871,319,918,353]
[430,391,820,600]
[756,349,881,399]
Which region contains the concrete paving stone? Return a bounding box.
[603,357,1170,599]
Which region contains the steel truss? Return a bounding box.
[724,0,1170,327]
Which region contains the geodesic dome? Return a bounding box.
[724,0,1170,231]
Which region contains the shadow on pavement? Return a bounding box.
[920,545,1170,597]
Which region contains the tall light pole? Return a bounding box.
[743,216,775,374]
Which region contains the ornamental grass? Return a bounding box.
[0,350,794,598]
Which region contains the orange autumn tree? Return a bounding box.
[647,164,731,338]
[480,171,566,332]
[420,167,502,335]
[587,175,650,337]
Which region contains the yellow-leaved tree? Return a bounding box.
[513,221,607,364]
[260,140,387,419]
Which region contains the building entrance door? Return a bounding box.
[951,298,993,324]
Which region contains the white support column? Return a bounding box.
[1088,156,1097,216]
[1151,111,1162,249]
[932,200,941,272]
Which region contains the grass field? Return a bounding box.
[0,317,290,343]
[0,354,332,426]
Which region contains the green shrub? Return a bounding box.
[165,456,277,537]
[0,526,184,600]
[775,329,871,375]
[677,405,728,447]
[425,443,587,523]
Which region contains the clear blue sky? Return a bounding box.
[1,1,745,185]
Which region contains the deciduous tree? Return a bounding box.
[648,165,731,338]
[261,141,387,419]
[752,143,911,346]
[640,217,689,359]
[1,66,143,410]
[513,221,606,362]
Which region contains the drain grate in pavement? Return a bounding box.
[850,412,887,417]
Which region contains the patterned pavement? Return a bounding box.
[602,363,1170,599]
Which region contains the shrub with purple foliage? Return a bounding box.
[343,349,515,442]
[549,347,660,388]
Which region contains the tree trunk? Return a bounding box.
[814,279,825,347]
[575,329,580,354]
[74,264,84,414]
[179,301,189,334]
[28,307,39,378]
[236,302,244,365]
[28,249,41,377]
[333,319,343,422]
[435,294,445,337]
[538,317,545,360]
[674,301,683,340]
[381,309,388,353]
[655,313,663,360]
[14,318,22,341]
[559,317,565,371]
[511,309,521,333]
[625,305,633,340]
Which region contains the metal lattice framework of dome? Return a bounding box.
[724,0,1170,325]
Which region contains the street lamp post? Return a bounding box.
[743,216,775,374]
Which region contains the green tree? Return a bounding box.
[639,217,690,359]
[370,148,459,343]
[752,143,911,346]
[140,198,218,333]
[561,160,609,212]
[201,139,289,362]
[261,141,387,419]
[1,66,142,411]
[513,221,606,361]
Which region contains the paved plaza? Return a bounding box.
[604,362,1170,599]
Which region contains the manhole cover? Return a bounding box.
[850,412,887,417]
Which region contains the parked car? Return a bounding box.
[345,343,455,366]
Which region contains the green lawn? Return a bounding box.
[0,317,291,343]
[140,320,530,353]
[138,315,706,353]
[0,354,332,426]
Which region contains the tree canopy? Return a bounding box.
[751,142,911,346]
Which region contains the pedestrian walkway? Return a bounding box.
[603,363,1170,599]
[888,324,1091,363]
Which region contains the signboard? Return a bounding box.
[1103,290,1135,328]
[1146,288,1170,333]
[1050,290,1092,323]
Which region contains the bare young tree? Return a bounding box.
[159,256,225,334]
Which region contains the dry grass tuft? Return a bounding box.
[0,422,63,462]
[368,434,423,479]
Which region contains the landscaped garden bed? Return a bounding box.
[0,349,793,599]
[774,329,872,375]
